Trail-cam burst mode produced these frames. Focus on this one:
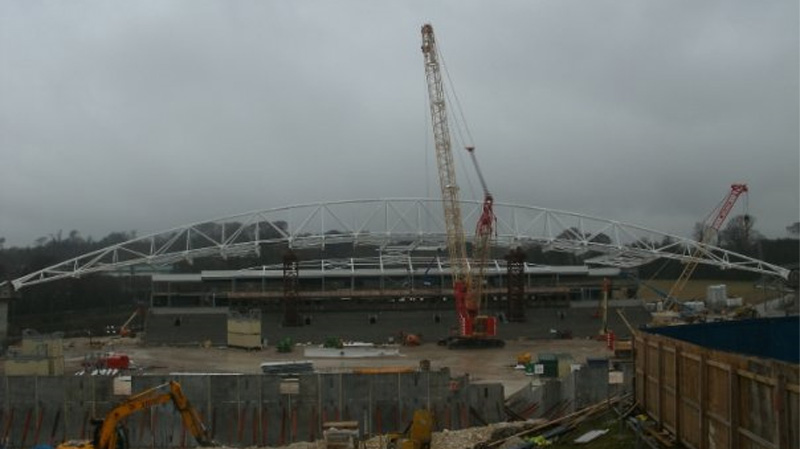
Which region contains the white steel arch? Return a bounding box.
[10,198,791,289]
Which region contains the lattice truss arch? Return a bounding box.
[10,198,790,289]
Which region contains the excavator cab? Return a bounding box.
[90,421,127,449]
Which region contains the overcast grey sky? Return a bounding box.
[1,1,798,247]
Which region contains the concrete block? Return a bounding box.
[6,376,37,404]
[467,383,505,424]
[63,377,90,407]
[399,372,429,412]
[209,375,239,403]
[35,376,67,405]
[260,375,284,447]
[293,375,321,442]
[341,374,370,421]
[318,373,343,422]
[63,401,95,441]
[145,309,228,346]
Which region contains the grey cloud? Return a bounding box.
[0,0,797,247]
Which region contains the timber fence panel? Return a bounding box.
[738,371,777,449]
[635,329,799,449]
[679,350,702,449]
[706,360,731,449]
[645,341,660,420]
[787,387,799,449]
[661,345,677,434]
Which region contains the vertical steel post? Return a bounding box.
[282,250,302,327]
[505,248,525,322]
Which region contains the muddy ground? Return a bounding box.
[63,336,611,395]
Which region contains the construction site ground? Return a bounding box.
[56,337,627,449]
[63,336,612,397]
[637,279,775,303]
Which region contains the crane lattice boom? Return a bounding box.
[421,24,469,287]
[421,24,500,344]
[667,183,749,305]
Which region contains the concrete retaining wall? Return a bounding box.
[0,370,503,448]
[504,360,634,420]
[144,305,653,348]
[145,309,229,346]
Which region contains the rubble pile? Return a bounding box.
[361,422,535,449]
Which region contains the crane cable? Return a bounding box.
[440,50,476,146]
[437,44,480,202]
[647,186,749,286]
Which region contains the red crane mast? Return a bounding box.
[666,183,749,307]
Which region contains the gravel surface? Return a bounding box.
[231,420,541,449]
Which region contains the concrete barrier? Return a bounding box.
[0,370,502,448]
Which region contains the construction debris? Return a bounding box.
[573,428,609,444]
[478,395,628,449]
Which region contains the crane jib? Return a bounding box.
[421,24,500,344]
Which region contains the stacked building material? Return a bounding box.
[227,309,263,349]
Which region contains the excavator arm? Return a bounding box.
[168,382,215,447]
[62,381,214,449]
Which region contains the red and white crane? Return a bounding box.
[421,24,502,348]
[666,183,749,308]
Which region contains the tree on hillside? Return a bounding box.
[68,229,84,243]
[787,222,800,236]
[759,238,800,265]
[719,214,763,255]
[692,222,705,242]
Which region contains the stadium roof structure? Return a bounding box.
[9,198,791,290]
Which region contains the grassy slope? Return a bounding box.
[637,279,781,304]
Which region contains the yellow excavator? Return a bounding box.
[57,381,215,449]
[386,409,433,449]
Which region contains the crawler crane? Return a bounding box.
[421,24,503,348]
